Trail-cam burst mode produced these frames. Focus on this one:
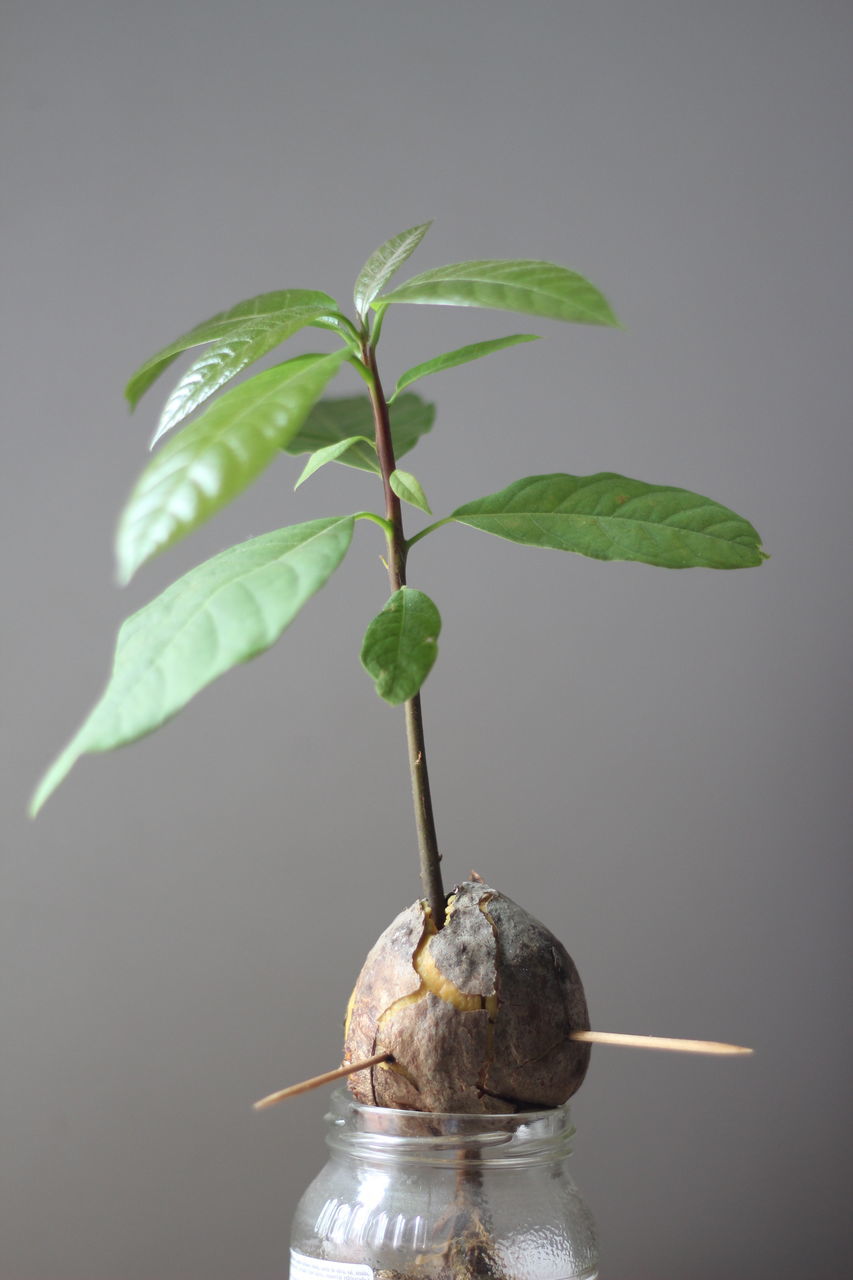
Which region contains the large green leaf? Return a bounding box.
[151,307,331,445]
[390,333,539,401]
[284,393,435,474]
[125,289,339,409]
[116,350,347,583]
[353,221,432,319]
[360,587,441,705]
[379,260,619,327]
[452,474,767,569]
[30,517,355,815]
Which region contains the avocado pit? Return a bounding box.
[344,880,590,1113]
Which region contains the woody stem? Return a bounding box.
[363,339,446,928]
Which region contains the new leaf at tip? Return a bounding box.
[361,587,442,705]
[353,221,432,320]
[116,349,347,584]
[30,517,355,816]
[378,260,619,327]
[452,474,767,569]
[125,289,339,409]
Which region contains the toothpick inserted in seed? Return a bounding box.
[253,1051,393,1110]
[570,1030,753,1055]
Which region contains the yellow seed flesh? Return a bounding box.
[415,943,484,1012]
[375,904,497,1028]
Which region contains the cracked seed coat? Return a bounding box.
[344,880,591,1113]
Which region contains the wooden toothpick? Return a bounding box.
[253,1030,752,1111]
[252,1051,392,1110]
[571,1030,753,1056]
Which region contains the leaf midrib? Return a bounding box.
[390,263,603,320]
[127,357,338,515]
[101,519,352,737]
[472,502,750,548]
[138,303,332,371]
[385,590,416,680]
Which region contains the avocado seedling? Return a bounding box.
[32,223,762,1271]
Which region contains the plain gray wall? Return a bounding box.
[3,2,851,1278]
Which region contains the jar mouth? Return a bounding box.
[324,1089,576,1164]
[338,1091,568,1124]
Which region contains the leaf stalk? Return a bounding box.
[353,510,394,537]
[406,516,453,549]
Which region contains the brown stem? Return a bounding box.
[404,695,446,927]
[363,340,446,928]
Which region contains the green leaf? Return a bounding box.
[390,469,431,514]
[151,307,333,445]
[353,221,432,319]
[307,312,363,349]
[379,260,620,327]
[125,289,339,409]
[116,350,347,583]
[452,474,767,569]
[295,436,375,488]
[390,334,539,401]
[284,393,435,474]
[360,587,441,705]
[30,517,355,816]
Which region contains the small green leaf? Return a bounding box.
[353,221,432,319]
[452,474,767,569]
[380,260,619,327]
[285,393,435,474]
[30,517,355,815]
[116,350,347,583]
[390,469,431,514]
[295,436,375,488]
[151,308,332,445]
[308,312,363,349]
[125,290,339,409]
[360,587,441,705]
[390,334,539,400]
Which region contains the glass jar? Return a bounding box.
[290,1089,598,1280]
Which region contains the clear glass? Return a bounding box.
[290,1089,598,1280]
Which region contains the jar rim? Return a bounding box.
[324,1089,576,1165]
[332,1087,572,1124]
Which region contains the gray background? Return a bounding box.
[2,2,851,1277]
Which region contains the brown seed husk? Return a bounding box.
[344,880,591,1113]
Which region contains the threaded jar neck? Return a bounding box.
[324,1089,576,1168]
